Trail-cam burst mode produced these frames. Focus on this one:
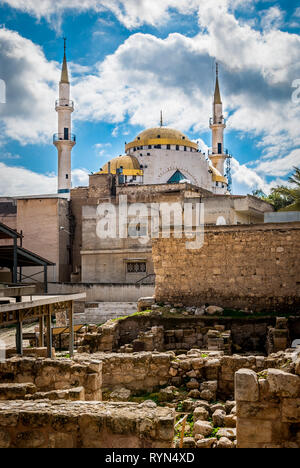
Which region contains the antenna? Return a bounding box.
[226,154,233,193]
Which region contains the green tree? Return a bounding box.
[252,167,300,212]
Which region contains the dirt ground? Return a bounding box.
[0,323,37,348]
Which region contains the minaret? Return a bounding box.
[54,38,76,197]
[209,63,227,176]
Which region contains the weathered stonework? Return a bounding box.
[152,223,300,312]
[0,400,175,448]
[76,352,173,393]
[235,364,300,448]
[0,357,102,401]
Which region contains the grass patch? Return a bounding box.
[110,310,151,323]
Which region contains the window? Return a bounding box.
[176,145,180,151]
[167,144,171,150]
[148,145,152,149]
[147,153,151,156]
[167,170,187,184]
[127,262,147,274]
[137,137,140,140]
[184,146,187,151]
[156,144,161,149]
[157,135,161,138]
[66,174,69,179]
[218,143,222,154]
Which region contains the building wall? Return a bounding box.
[126,146,226,193]
[17,198,70,282]
[265,211,300,223]
[48,282,154,302]
[153,222,300,312]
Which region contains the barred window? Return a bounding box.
[127,262,147,273]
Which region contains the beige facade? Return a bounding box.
[72,174,273,284]
[16,196,70,282]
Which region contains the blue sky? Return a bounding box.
[0,0,300,195]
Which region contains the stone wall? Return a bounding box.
[0,357,102,401]
[167,351,293,400]
[0,400,175,448]
[76,351,292,400]
[76,352,173,393]
[235,362,300,448]
[77,313,300,355]
[153,223,300,312]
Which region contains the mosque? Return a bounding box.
[55,44,229,195]
[0,44,272,295]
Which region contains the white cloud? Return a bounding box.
[254,149,300,177]
[2,0,258,29]
[231,158,287,195]
[2,0,202,29]
[72,168,90,186]
[0,162,57,196]
[0,163,90,196]
[294,7,300,18]
[0,27,58,144]
[260,6,284,31]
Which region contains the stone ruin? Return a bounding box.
[0,302,299,449]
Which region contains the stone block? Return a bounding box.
[282,398,300,423]
[235,369,259,402]
[237,419,273,446]
[267,369,300,398]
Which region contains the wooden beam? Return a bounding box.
[46,305,53,359]
[15,308,23,356]
[39,313,44,347]
[68,301,74,357]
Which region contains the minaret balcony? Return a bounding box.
[55,99,74,111]
[53,133,76,143]
[209,117,226,126]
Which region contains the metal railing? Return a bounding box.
[53,133,76,143]
[55,99,74,109]
[209,117,226,126]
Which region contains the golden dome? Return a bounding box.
[137,127,187,140]
[125,127,198,152]
[96,155,143,176]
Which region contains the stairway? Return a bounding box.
[74,302,138,325]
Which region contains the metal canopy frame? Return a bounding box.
[0,229,55,293]
[0,293,86,358]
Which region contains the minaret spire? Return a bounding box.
[214,62,222,105]
[54,38,76,198]
[160,110,163,127]
[60,37,69,84]
[209,61,227,190]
